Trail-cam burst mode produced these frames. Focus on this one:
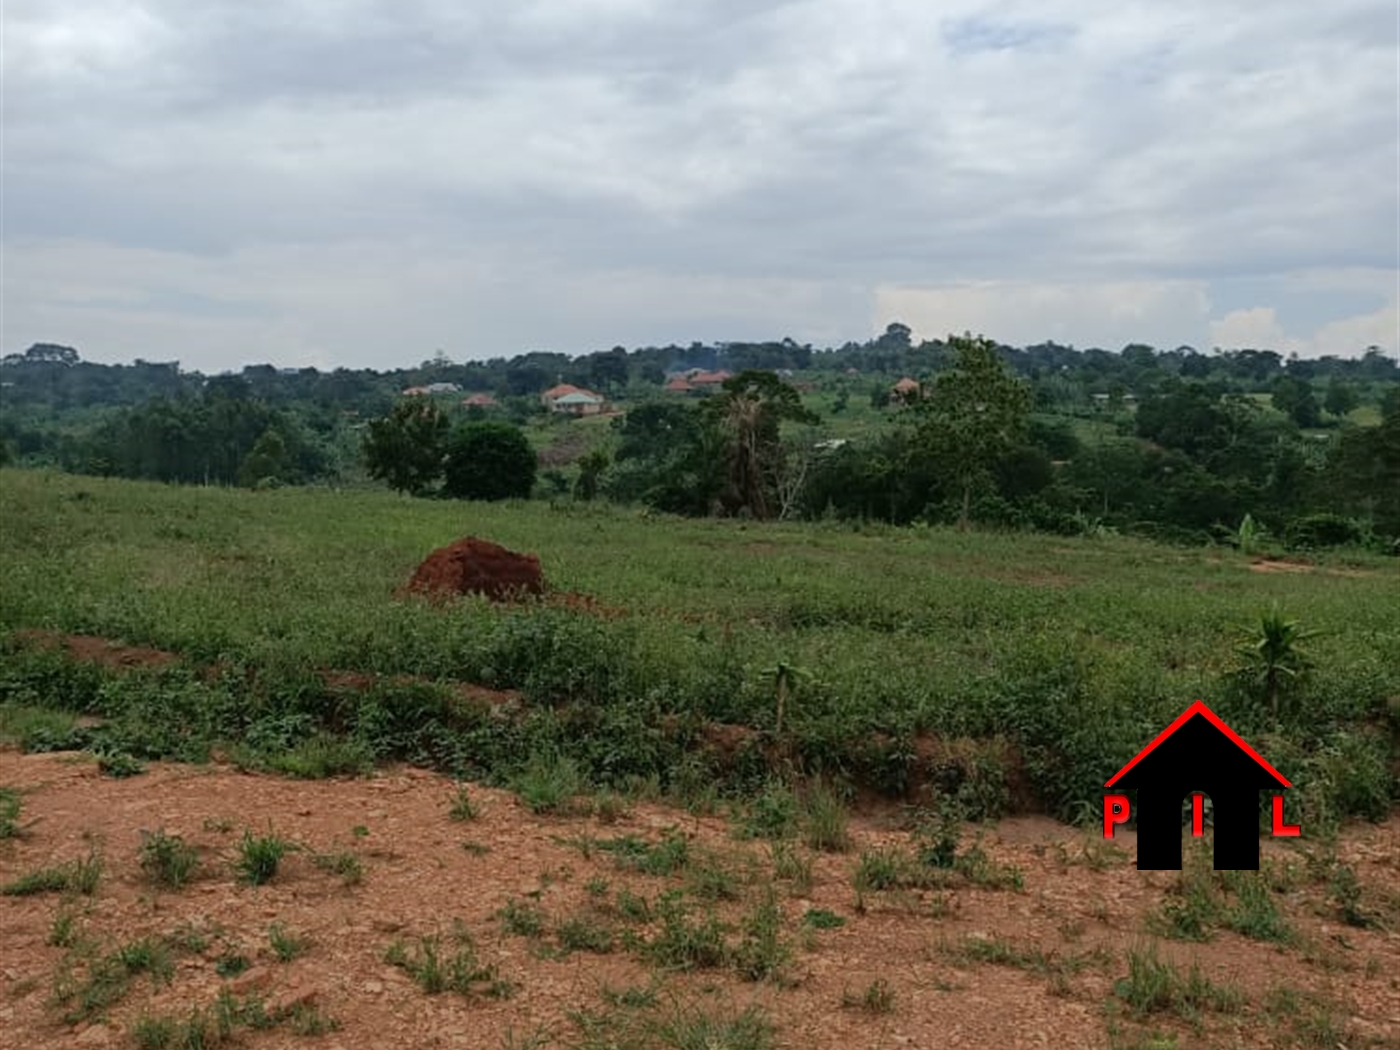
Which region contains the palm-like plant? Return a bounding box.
[1232,605,1318,727]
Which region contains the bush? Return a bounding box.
[1285,514,1362,551]
[441,422,536,501]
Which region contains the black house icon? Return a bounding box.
[1106,701,1291,870]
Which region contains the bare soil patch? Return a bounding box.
[11,630,177,671]
[2,752,1397,1050]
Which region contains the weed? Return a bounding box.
[285,1002,340,1035]
[769,841,813,895]
[584,876,610,898]
[384,931,507,998]
[2,849,102,897]
[556,914,615,955]
[202,817,234,833]
[802,908,846,930]
[646,891,729,971]
[737,780,800,841]
[1326,863,1374,928]
[591,789,630,824]
[448,783,478,822]
[802,783,852,852]
[730,886,791,983]
[352,824,369,838]
[139,829,200,889]
[131,1013,179,1049]
[684,851,744,903]
[96,751,146,778]
[1220,870,1294,944]
[498,899,546,938]
[512,752,585,815]
[652,1002,774,1050]
[48,908,81,947]
[234,829,294,886]
[614,888,651,924]
[853,847,905,893]
[1114,944,1243,1021]
[52,935,174,1025]
[462,840,491,857]
[0,787,22,838]
[842,978,895,1014]
[311,849,363,886]
[600,981,658,1009]
[596,829,690,876]
[268,923,309,962]
[215,953,249,978]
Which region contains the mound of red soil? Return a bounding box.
[404,537,545,602]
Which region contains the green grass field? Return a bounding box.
[1,468,1396,823]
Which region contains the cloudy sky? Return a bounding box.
[3,0,1398,371]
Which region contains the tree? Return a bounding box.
[573,449,609,501]
[912,333,1032,529]
[362,399,449,495]
[237,426,291,487]
[1323,381,1359,419]
[1271,376,1320,428]
[700,370,819,519]
[442,421,536,501]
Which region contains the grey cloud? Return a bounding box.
[2,0,1396,366]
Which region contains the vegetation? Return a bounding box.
[138,829,201,889]
[0,470,1395,827]
[3,335,1397,548]
[233,830,295,886]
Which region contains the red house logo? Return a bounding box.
[1103,701,1300,870]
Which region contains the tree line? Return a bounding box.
[3,334,1397,550]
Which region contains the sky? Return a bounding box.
[2,0,1398,372]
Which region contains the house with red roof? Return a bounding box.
[541,383,606,416]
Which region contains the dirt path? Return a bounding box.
[1,752,1397,1050]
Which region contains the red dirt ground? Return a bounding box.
[403,537,546,602]
[2,751,1398,1050]
[11,630,177,672]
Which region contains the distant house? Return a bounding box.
[401,386,431,396]
[425,382,460,394]
[814,438,848,451]
[462,393,498,408]
[541,383,606,416]
[687,370,733,387]
[664,377,694,394]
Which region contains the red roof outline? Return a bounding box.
[1104,700,1291,789]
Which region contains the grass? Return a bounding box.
[841,978,895,1014]
[448,783,478,821]
[512,752,587,815]
[267,922,309,962]
[138,829,200,888]
[384,928,511,998]
[0,787,22,838]
[234,829,295,886]
[311,848,364,885]
[1152,847,1296,945]
[0,470,1396,825]
[2,849,103,896]
[498,898,546,938]
[51,934,179,1025]
[1113,943,1245,1022]
[556,913,616,955]
[570,999,773,1050]
[801,782,852,853]
[595,829,692,876]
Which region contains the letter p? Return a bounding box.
[1103,794,1130,838]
